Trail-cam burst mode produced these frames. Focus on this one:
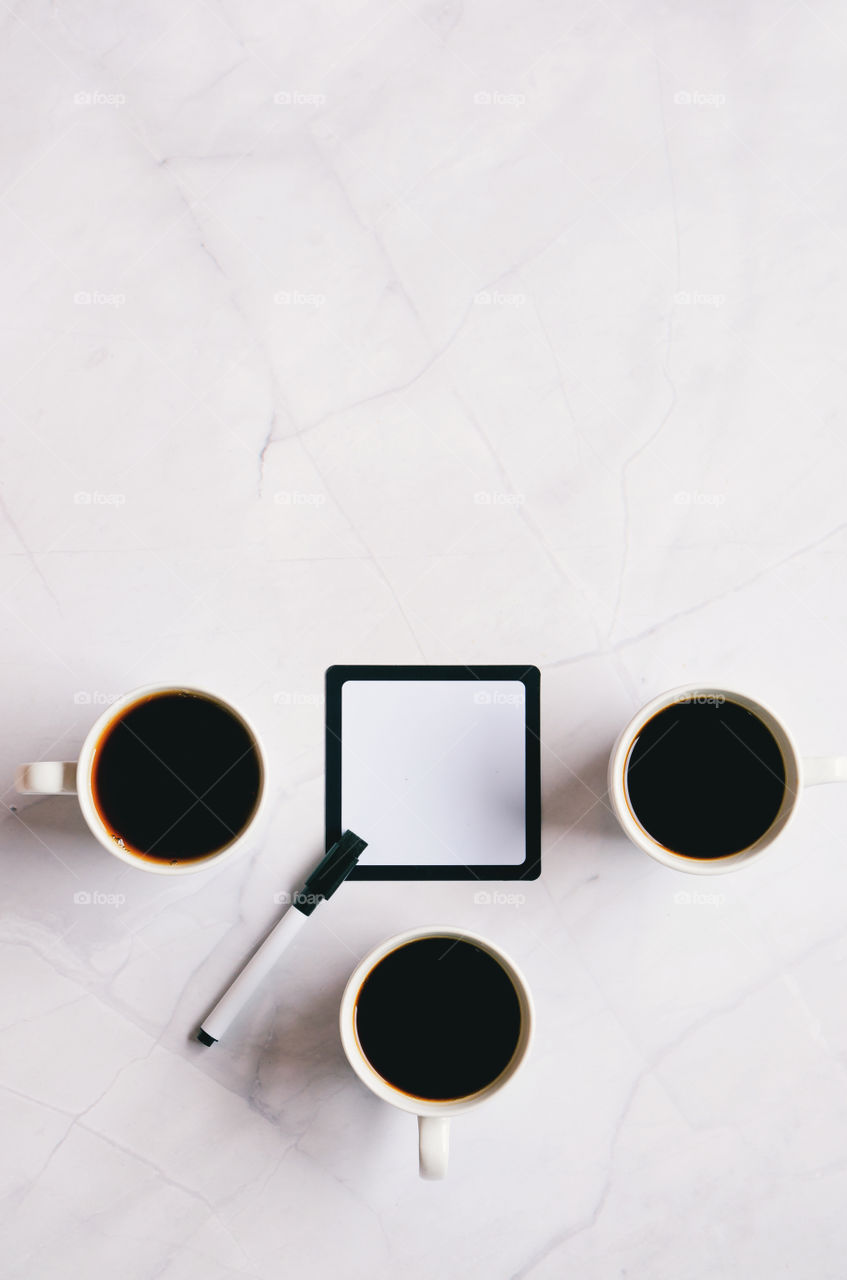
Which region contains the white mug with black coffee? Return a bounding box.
[609,685,847,872]
[16,683,267,874]
[339,926,534,1179]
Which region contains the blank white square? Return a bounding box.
[340,680,526,868]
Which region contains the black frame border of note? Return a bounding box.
[325,664,541,882]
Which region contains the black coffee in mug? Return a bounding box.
[354,937,522,1101]
[625,697,787,859]
[91,691,261,864]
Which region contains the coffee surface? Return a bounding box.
[625,698,786,858]
[92,691,261,862]
[354,937,522,1100]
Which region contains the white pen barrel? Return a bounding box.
[200,905,311,1043]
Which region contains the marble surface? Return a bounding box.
[3,0,847,1276]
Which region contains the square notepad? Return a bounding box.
[325,665,540,880]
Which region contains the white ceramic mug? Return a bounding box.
[339,925,534,1179]
[15,683,268,875]
[608,684,847,873]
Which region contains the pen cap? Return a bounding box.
[298,829,367,913]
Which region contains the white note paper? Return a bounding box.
[340,680,527,868]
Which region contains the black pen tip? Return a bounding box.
[196,1029,217,1047]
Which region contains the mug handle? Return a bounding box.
[803,757,847,786]
[15,762,78,795]
[418,1115,450,1179]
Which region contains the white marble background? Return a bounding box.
[2,0,847,1276]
